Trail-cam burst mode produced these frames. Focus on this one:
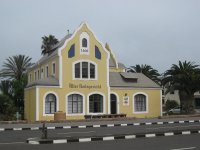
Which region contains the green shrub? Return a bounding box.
[165,100,179,111]
[0,94,16,121]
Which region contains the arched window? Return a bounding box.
[74,61,96,79]
[134,94,147,112]
[68,94,83,114]
[45,94,56,114]
[80,32,89,55]
[89,94,103,113]
[82,38,87,47]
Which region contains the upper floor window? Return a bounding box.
[82,38,87,47]
[80,32,89,55]
[95,46,101,60]
[68,44,75,58]
[29,74,32,82]
[38,70,40,80]
[52,63,56,75]
[34,71,37,80]
[46,66,49,77]
[41,68,44,79]
[74,61,96,80]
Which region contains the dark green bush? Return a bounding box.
[165,100,179,111]
[0,94,16,121]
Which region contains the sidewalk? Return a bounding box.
[1,115,200,129]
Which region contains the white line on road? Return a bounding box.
[170,147,196,150]
[0,142,25,145]
[57,131,96,135]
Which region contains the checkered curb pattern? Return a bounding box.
[27,129,200,144]
[0,120,199,132]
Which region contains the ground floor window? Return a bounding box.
[68,94,83,114]
[45,94,56,114]
[89,94,103,113]
[134,94,147,112]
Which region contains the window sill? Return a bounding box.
[133,111,148,114]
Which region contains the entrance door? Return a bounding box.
[111,94,117,114]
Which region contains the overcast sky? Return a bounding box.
[0,0,200,73]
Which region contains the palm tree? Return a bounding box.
[0,55,32,115]
[162,61,200,113]
[0,55,32,80]
[41,35,58,55]
[129,64,160,84]
[0,80,13,98]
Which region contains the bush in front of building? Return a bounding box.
[0,94,16,121]
[164,100,179,111]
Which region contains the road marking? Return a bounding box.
[121,124,127,126]
[47,127,55,129]
[78,125,86,128]
[170,147,196,150]
[79,138,91,142]
[57,131,96,135]
[0,128,5,131]
[125,135,136,139]
[103,136,114,141]
[145,134,156,138]
[13,128,22,131]
[63,126,71,129]
[165,132,174,136]
[157,122,163,125]
[134,123,140,126]
[147,125,200,130]
[53,139,67,144]
[31,127,39,130]
[145,122,152,125]
[0,142,25,145]
[107,124,114,127]
[182,131,191,135]
[93,125,101,128]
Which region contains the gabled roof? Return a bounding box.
[29,34,72,71]
[109,72,160,88]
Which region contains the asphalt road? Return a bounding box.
[0,122,200,143]
[0,134,200,150]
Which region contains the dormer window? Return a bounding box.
[80,32,89,55]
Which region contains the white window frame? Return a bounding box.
[72,60,98,80]
[133,92,148,114]
[52,62,56,76]
[80,32,90,55]
[43,91,59,116]
[65,92,85,116]
[87,92,106,115]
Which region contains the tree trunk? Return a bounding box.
[179,91,195,114]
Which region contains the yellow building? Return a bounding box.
[24,22,162,121]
